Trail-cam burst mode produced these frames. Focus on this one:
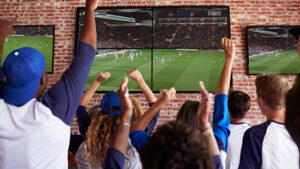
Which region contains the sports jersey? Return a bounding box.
[225,123,251,169]
[0,42,96,169]
[238,120,300,169]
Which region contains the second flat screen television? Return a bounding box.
[76,7,230,92]
[247,26,300,75]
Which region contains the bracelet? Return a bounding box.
[198,122,211,132]
[201,128,213,139]
[121,121,130,127]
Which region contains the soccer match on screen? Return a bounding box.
[248,26,300,75]
[77,7,230,92]
[2,26,54,73]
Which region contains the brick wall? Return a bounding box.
[1,0,299,134]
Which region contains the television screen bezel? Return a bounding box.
[246,25,300,75]
[75,6,231,93]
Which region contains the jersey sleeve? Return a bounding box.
[76,106,91,138]
[213,155,224,169]
[213,94,230,152]
[69,134,84,155]
[39,42,95,126]
[129,131,150,152]
[104,148,126,169]
[238,123,269,169]
[144,103,160,135]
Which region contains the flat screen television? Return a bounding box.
[247,26,300,75]
[2,25,55,73]
[76,6,230,92]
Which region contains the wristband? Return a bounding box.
[201,128,213,139]
[121,121,130,127]
[199,122,211,132]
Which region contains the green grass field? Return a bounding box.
[87,49,225,92]
[249,50,300,74]
[2,35,53,73]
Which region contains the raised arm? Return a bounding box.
[0,17,16,59]
[197,81,219,156]
[104,77,132,169]
[216,37,235,95]
[213,38,235,156]
[0,17,16,97]
[79,72,110,106]
[79,0,97,48]
[127,69,156,103]
[131,87,176,132]
[39,0,97,126]
[76,72,110,137]
[198,82,224,169]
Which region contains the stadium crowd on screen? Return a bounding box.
[0,0,300,169]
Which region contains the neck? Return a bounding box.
[230,117,244,124]
[265,108,285,123]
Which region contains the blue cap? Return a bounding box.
[100,90,122,116]
[3,47,46,105]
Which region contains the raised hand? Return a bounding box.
[197,81,213,125]
[221,37,236,59]
[95,72,111,83]
[127,69,143,83]
[119,77,133,120]
[0,17,17,37]
[159,87,176,104]
[86,0,98,10]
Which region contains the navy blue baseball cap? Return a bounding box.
[289,27,300,40]
[100,90,122,116]
[3,47,46,105]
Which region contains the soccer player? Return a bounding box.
[225,91,251,169]
[114,53,118,61]
[0,0,98,168]
[161,57,165,64]
[238,75,299,169]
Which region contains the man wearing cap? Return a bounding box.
[289,27,300,57]
[0,0,98,168]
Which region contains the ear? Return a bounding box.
[40,72,48,85]
[256,96,264,106]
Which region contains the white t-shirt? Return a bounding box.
[225,123,251,169]
[238,120,299,169]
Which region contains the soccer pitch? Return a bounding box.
[86,49,225,92]
[249,50,300,74]
[2,35,53,73]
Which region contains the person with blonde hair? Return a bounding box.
[238,75,299,169]
[74,69,162,169]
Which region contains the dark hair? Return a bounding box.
[140,121,215,169]
[176,101,200,130]
[228,91,251,119]
[285,74,300,150]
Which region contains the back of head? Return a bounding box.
[285,74,300,150]
[140,121,214,169]
[255,75,290,110]
[176,101,200,130]
[228,91,251,119]
[86,110,121,168]
[3,47,46,105]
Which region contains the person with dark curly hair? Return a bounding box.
[140,121,215,169]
